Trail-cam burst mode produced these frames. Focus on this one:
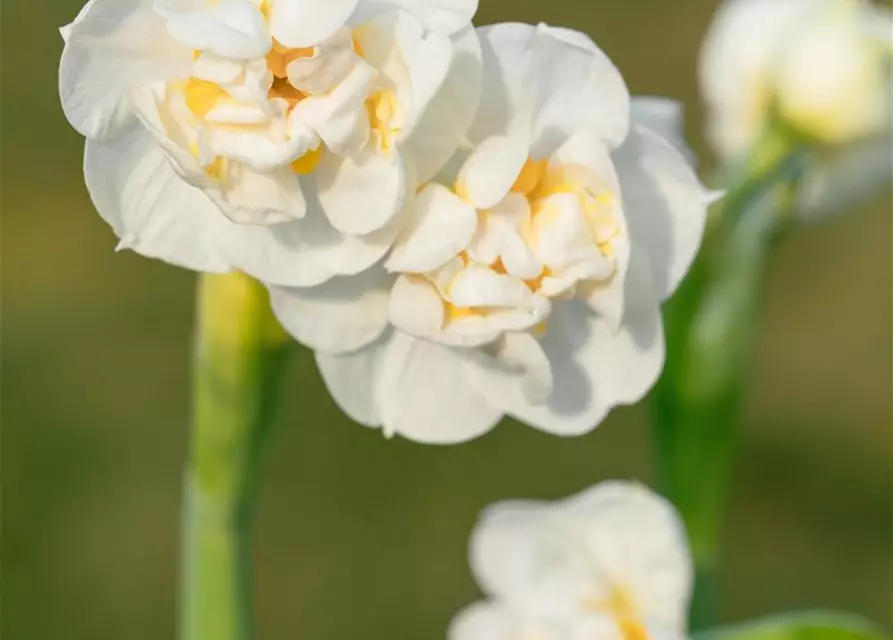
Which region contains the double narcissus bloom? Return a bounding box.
[60,0,481,285]
[449,481,692,640]
[61,3,712,443]
[700,0,892,218]
[270,24,713,443]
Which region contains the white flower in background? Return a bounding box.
[270,23,714,443]
[700,0,892,218]
[448,481,692,640]
[59,0,481,285]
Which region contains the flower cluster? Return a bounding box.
[61,0,713,443]
[449,481,693,640]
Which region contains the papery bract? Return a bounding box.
[270,23,714,444]
[448,481,693,640]
[59,0,482,285]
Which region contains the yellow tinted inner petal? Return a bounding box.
[444,303,485,322]
[267,40,314,79]
[269,76,307,110]
[184,78,229,119]
[366,89,401,153]
[511,157,548,196]
[291,146,324,174]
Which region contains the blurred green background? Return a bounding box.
[2,0,891,638]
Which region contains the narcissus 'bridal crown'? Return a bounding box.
[448,481,693,640]
[271,24,714,443]
[701,0,892,217]
[60,0,481,285]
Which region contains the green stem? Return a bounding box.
[653,129,804,628]
[181,273,288,640]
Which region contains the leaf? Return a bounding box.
[694,612,889,640]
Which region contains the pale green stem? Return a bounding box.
[181,273,288,640]
[653,127,804,628]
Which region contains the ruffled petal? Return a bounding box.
[541,24,630,149]
[469,498,597,617]
[471,23,629,155]
[375,332,503,443]
[161,0,271,60]
[268,268,392,353]
[291,60,377,155]
[314,146,406,235]
[402,25,482,183]
[472,252,663,436]
[219,200,401,286]
[353,0,478,34]
[612,121,711,301]
[449,603,565,640]
[557,481,693,630]
[315,337,388,427]
[269,0,359,48]
[84,121,230,272]
[59,0,193,139]
[388,274,445,337]
[456,129,530,209]
[385,183,478,273]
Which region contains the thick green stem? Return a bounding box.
[653,130,803,628]
[181,273,287,640]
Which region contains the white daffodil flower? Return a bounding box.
[448,481,693,640]
[60,0,482,285]
[700,0,892,218]
[269,23,714,444]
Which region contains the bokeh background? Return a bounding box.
[3,0,892,638]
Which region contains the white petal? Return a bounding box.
[449,603,564,640]
[354,0,478,34]
[558,481,693,629]
[385,183,477,273]
[375,332,503,443]
[220,200,401,286]
[448,265,534,309]
[403,25,482,183]
[60,0,99,42]
[630,97,694,161]
[59,0,193,139]
[552,129,621,195]
[469,498,598,617]
[540,24,630,149]
[163,0,271,60]
[269,0,359,48]
[315,337,388,427]
[287,27,359,94]
[473,254,663,436]
[464,22,541,145]
[292,60,376,155]
[386,11,454,139]
[471,332,553,405]
[456,131,530,209]
[612,122,711,300]
[314,146,406,235]
[268,268,392,354]
[84,121,230,272]
[530,193,600,272]
[388,274,445,337]
[214,164,308,224]
[472,23,629,156]
[583,228,630,331]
